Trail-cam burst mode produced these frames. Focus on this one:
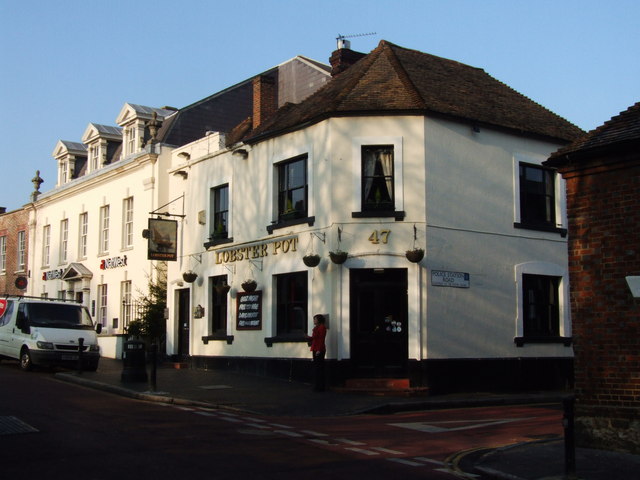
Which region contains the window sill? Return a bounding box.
[514,336,572,347]
[514,222,567,237]
[352,210,405,221]
[267,216,315,234]
[264,335,310,347]
[204,237,234,249]
[202,334,234,345]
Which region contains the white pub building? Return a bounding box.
[164,41,583,392]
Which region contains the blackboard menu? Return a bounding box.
[236,291,262,330]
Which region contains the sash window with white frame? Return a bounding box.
[99,205,110,254]
[17,231,26,271]
[122,197,134,249]
[78,212,88,259]
[0,235,6,273]
[59,219,68,264]
[42,225,51,267]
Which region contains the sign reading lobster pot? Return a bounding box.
[147,218,178,261]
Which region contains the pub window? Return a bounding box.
[522,274,560,338]
[209,185,229,241]
[362,145,394,212]
[277,155,307,222]
[518,163,556,228]
[276,271,307,335]
[210,275,228,335]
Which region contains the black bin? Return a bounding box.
[121,340,148,382]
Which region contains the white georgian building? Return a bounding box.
[27,56,331,358]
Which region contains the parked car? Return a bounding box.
[0,295,101,371]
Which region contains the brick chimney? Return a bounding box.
[252,75,276,129]
[330,46,366,76]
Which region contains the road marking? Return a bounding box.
[388,458,424,466]
[218,416,244,423]
[300,430,327,437]
[346,447,379,456]
[308,438,331,445]
[389,417,533,433]
[413,456,445,466]
[337,438,366,445]
[0,416,39,436]
[275,429,304,437]
[269,423,292,428]
[194,411,217,417]
[372,446,404,454]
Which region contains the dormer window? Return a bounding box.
[60,160,69,184]
[90,146,100,171]
[126,126,136,155]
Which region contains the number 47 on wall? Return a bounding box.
[369,229,391,245]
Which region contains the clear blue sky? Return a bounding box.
[1,0,638,212]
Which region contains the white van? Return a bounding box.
[0,295,101,371]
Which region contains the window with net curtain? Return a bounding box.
[362,145,394,211]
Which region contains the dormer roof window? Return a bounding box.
[81,123,122,173]
[116,103,175,158]
[52,140,87,186]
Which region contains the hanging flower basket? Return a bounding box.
[182,271,198,283]
[303,254,321,267]
[405,248,424,263]
[329,250,348,264]
[215,283,231,295]
[241,279,257,292]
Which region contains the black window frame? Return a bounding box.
[201,275,233,344]
[516,163,561,233]
[274,271,308,339]
[514,273,571,347]
[205,184,232,248]
[352,145,405,220]
[267,155,315,233]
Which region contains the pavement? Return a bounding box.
[54,357,640,480]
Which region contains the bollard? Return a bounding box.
[563,396,577,480]
[149,343,157,392]
[77,337,84,374]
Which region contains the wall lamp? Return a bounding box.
[177,152,191,160]
[173,170,188,179]
[232,148,249,159]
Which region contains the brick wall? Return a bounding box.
[0,207,30,295]
[561,159,640,452]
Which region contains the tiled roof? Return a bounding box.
[547,102,640,164]
[60,141,87,152]
[246,40,583,144]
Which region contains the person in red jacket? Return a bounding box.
[310,314,327,392]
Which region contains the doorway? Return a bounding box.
[176,288,190,358]
[350,268,408,377]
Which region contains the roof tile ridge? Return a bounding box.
[329,41,387,110]
[381,42,427,109]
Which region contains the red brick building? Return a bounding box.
[0,206,31,295]
[546,102,640,454]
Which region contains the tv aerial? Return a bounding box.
[336,32,377,49]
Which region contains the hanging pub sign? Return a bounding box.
[236,291,262,330]
[147,218,178,261]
